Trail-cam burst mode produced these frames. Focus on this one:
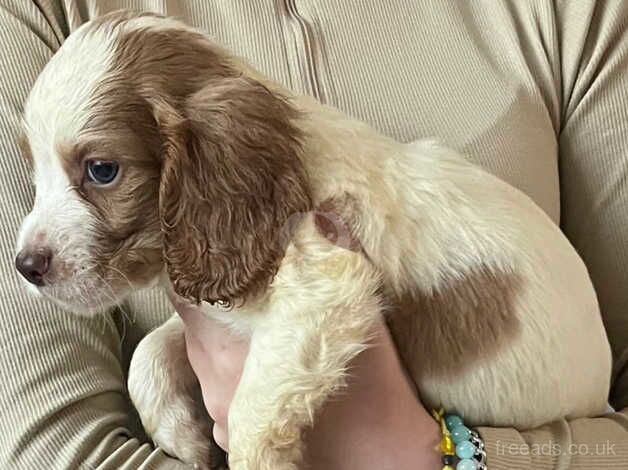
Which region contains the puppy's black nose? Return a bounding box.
[15,249,52,286]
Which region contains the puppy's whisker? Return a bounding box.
[88,271,125,337]
[93,270,133,341]
[104,264,135,291]
[102,265,137,324]
[81,276,107,335]
[93,271,122,306]
[78,277,108,335]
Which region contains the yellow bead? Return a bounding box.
[442,466,454,470]
[440,435,455,454]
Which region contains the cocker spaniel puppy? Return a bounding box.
[15,11,611,470]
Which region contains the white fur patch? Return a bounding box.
[24,22,116,153]
[16,22,120,313]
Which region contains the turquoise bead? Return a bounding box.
[456,458,478,470]
[445,414,464,430]
[456,440,476,459]
[451,425,472,444]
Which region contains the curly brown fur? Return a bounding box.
[158,77,312,304]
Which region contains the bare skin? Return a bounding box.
[176,300,441,470]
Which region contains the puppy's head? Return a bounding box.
[15,11,311,315]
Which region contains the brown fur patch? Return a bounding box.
[70,12,311,302]
[386,266,522,380]
[64,91,164,288]
[159,77,312,304]
[56,141,83,185]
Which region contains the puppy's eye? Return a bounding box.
[86,160,119,185]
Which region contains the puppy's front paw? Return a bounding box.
[145,392,213,469]
[227,418,303,470]
[228,451,299,470]
[128,315,218,468]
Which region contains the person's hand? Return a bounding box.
[171,296,248,451]
[174,297,441,470]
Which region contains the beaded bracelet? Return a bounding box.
[432,409,487,470]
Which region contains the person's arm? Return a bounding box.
[179,306,443,470]
[181,300,628,470]
[0,2,188,468]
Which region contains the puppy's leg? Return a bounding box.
[227,261,382,470]
[128,314,219,469]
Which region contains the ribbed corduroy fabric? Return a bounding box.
[0,1,627,469]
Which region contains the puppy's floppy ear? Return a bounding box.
[156,77,312,304]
